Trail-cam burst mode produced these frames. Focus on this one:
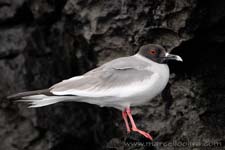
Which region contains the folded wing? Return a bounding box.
[50,56,155,98]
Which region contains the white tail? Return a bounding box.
[17,94,77,108]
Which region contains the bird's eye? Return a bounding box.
[149,49,157,55]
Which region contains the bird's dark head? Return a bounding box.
[138,44,183,64]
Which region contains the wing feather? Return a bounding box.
[50,56,155,97]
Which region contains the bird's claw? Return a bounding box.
[132,127,153,141]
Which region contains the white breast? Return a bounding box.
[122,54,170,107]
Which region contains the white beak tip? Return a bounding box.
[176,56,183,62]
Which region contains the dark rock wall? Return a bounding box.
[0,0,224,150]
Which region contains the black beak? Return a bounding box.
[165,53,183,62]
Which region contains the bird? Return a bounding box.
[7,44,182,141]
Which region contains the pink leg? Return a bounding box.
[122,111,131,133]
[126,107,153,141]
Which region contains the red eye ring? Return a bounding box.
[149,49,157,55]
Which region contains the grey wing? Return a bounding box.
[50,56,155,97]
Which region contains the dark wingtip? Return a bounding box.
[6,89,52,100]
[6,95,12,100]
[6,94,20,100]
